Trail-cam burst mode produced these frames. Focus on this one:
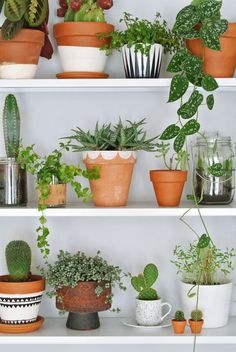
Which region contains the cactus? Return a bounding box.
[131,263,159,300]
[3,94,20,158]
[174,310,185,321]
[191,309,203,321]
[5,241,31,281]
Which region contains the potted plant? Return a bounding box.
[150,143,188,206]
[40,250,126,330]
[131,263,172,326]
[0,240,45,333]
[172,235,235,328]
[54,0,114,78]
[0,94,27,206]
[102,12,178,78]
[172,310,187,334]
[64,118,159,207]
[189,309,204,334]
[17,142,99,257]
[0,0,53,79]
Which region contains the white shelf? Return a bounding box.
[0,78,236,92]
[1,317,236,344]
[1,202,236,217]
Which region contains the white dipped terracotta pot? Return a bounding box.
[135,298,172,326]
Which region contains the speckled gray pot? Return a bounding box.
[135,299,172,326]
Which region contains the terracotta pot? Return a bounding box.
[53,22,114,74]
[172,320,187,334]
[38,184,66,207]
[0,29,45,79]
[150,170,187,207]
[83,151,136,207]
[189,319,204,334]
[0,275,45,327]
[186,23,236,77]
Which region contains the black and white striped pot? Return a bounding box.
[122,44,163,78]
[0,275,45,325]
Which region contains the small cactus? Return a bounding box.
[3,94,20,158]
[191,309,203,321]
[174,310,185,321]
[5,241,31,281]
[131,263,159,300]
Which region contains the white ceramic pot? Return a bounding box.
[0,64,37,79]
[180,281,233,328]
[135,298,172,326]
[122,44,163,78]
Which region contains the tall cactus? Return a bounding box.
[3,94,20,158]
[5,240,31,281]
[131,263,159,300]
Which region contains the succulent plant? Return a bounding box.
[191,309,203,321]
[174,310,185,321]
[131,263,159,300]
[5,240,31,281]
[3,94,20,159]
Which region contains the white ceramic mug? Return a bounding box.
[135,298,172,326]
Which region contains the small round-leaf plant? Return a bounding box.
[174,310,186,321]
[0,0,53,59]
[40,250,128,313]
[131,263,159,300]
[57,0,113,22]
[17,142,99,258]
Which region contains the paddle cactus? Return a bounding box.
[5,240,31,281]
[174,310,185,321]
[131,263,159,300]
[191,309,203,321]
[3,94,20,158]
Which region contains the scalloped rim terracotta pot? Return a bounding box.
[0,29,45,79]
[83,151,137,207]
[186,23,236,78]
[150,170,187,207]
[53,22,114,74]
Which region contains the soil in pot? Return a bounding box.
[172,320,187,334]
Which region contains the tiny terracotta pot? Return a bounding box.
[38,184,67,208]
[172,319,187,334]
[189,319,204,334]
[0,29,45,79]
[186,23,236,78]
[150,170,187,207]
[83,151,136,207]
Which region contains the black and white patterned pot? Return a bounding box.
[122,44,163,78]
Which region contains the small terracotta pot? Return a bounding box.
[186,23,236,77]
[83,151,136,207]
[189,319,204,334]
[0,29,45,79]
[172,319,187,334]
[38,184,66,207]
[150,170,187,207]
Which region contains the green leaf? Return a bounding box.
[167,50,189,73]
[186,72,203,87]
[181,119,200,135]
[4,0,25,22]
[0,0,4,13]
[160,124,180,140]
[178,90,203,119]
[143,264,158,287]
[174,133,186,152]
[1,17,24,40]
[202,75,218,91]
[131,275,145,292]
[197,234,210,249]
[174,5,200,34]
[208,162,225,177]
[198,0,222,18]
[206,94,214,110]
[200,23,221,50]
[25,0,48,27]
[168,75,189,102]
[183,55,203,76]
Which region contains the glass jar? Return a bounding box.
[191,133,235,205]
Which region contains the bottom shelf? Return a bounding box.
[1,317,236,344]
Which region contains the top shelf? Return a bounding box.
[0,78,236,92]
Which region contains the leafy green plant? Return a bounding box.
[101,12,179,56]
[64,119,159,152]
[174,310,186,321]
[3,94,20,159]
[131,263,159,300]
[155,142,188,170]
[5,240,31,282]
[17,142,99,257]
[1,0,53,59]
[191,309,203,321]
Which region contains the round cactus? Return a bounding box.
[174,310,185,321]
[5,241,31,281]
[191,309,203,321]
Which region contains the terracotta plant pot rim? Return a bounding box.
[172,319,187,322]
[53,22,114,39]
[0,275,45,294]
[0,29,44,44]
[150,170,188,183]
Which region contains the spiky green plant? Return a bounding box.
[5,240,31,281]
[131,263,159,300]
[3,94,20,158]
[64,119,159,152]
[191,309,203,321]
[174,310,186,321]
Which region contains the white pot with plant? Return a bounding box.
[131,263,172,326]
[172,236,235,328]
